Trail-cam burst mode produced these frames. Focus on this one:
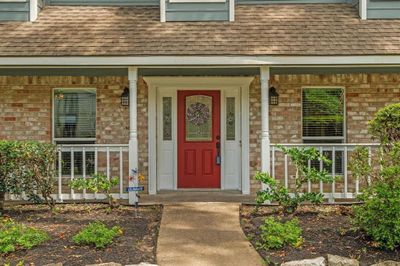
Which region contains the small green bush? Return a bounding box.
[0,218,49,254]
[0,140,57,210]
[369,103,400,145]
[353,178,400,250]
[72,221,122,248]
[256,145,335,214]
[258,217,303,250]
[70,173,118,207]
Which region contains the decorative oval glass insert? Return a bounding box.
[185,95,212,141]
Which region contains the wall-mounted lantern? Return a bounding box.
[121,87,130,107]
[269,87,279,106]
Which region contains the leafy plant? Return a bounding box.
[258,217,303,249]
[0,218,49,254]
[72,221,122,248]
[349,103,400,250]
[368,103,400,146]
[70,173,119,207]
[348,146,373,185]
[0,141,57,210]
[353,178,400,250]
[256,146,335,214]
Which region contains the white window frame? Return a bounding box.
[160,0,234,22]
[301,86,346,143]
[52,88,97,143]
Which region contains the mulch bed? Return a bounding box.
[0,204,162,266]
[240,204,400,266]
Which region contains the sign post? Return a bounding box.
[127,168,145,218]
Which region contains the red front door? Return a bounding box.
[178,90,221,188]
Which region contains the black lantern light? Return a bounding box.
[120,87,130,106]
[269,87,279,105]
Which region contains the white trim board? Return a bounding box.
[145,76,253,195]
[2,56,400,66]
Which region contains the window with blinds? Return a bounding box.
[302,88,345,174]
[54,88,96,176]
[54,89,96,141]
[302,88,345,141]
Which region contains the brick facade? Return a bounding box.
[249,73,400,194]
[1,73,399,195]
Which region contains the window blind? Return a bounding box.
[302,88,344,139]
[54,89,96,139]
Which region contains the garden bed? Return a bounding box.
[0,204,162,266]
[240,204,400,265]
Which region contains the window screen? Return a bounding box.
[302,88,344,140]
[54,89,96,140]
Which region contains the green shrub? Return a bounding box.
[0,140,57,210]
[369,103,400,145]
[70,173,119,207]
[349,103,400,250]
[72,221,122,248]
[353,178,400,250]
[350,142,400,250]
[256,146,335,214]
[258,217,303,249]
[0,218,49,254]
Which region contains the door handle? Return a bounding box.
[216,141,221,165]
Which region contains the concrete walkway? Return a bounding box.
[157,202,263,266]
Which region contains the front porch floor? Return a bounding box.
[140,190,255,204]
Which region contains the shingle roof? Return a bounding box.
[0,4,400,56]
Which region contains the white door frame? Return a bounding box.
[145,76,253,195]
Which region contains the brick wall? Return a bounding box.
[269,73,400,143]
[0,75,150,192]
[249,77,262,193]
[0,76,52,141]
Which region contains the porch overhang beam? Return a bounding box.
[2,55,400,67]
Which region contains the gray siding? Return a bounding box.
[0,1,30,21]
[166,1,229,21]
[47,0,159,6]
[367,0,400,19]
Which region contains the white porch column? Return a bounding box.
[260,66,271,190]
[128,67,139,205]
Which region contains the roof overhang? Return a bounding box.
[1,55,400,67]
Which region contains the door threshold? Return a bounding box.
[158,189,242,194]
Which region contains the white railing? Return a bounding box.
[5,144,130,203]
[271,143,380,202]
[55,144,130,202]
[53,144,129,202]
